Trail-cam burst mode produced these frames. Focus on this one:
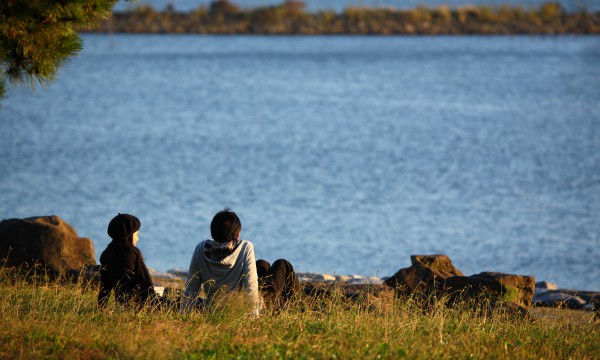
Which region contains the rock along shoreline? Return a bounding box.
[149,267,599,312]
[1,215,598,314]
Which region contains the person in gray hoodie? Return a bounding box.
[180,209,300,315]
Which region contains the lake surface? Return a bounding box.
[1,35,599,290]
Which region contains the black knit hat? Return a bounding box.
[107,213,141,240]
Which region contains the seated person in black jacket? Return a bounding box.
[98,213,155,308]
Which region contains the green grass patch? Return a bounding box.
[0,267,598,359]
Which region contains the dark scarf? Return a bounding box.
[204,239,241,262]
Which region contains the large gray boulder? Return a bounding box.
[0,215,96,276]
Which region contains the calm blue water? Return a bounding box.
[1,35,599,290]
[114,0,600,13]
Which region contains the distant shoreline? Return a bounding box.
[79,1,600,35]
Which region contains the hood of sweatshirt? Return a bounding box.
[202,239,243,266]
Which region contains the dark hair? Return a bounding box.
[210,208,241,243]
[107,213,140,246]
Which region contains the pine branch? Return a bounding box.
[0,0,118,97]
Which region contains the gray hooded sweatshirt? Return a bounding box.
[180,239,260,315]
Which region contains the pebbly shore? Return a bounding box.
[148,268,599,312]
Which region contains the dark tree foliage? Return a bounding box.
[0,0,119,99]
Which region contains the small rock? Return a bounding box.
[367,277,384,285]
[533,292,587,309]
[149,268,179,279]
[167,269,188,278]
[314,274,336,282]
[298,272,336,283]
[535,281,558,290]
[582,303,594,311]
[347,278,368,285]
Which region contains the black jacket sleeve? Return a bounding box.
[131,247,154,304]
[98,248,116,308]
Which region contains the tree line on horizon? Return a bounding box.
[82,0,600,35]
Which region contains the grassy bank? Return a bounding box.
[80,0,600,35]
[1,269,598,359]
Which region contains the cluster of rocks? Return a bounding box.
[1,215,598,317]
[383,254,536,314]
[533,281,597,311]
[152,268,385,285]
[297,272,384,285]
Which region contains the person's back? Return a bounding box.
[181,208,302,315]
[181,209,260,314]
[98,213,154,308]
[186,239,259,303]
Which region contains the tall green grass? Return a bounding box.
[0,267,597,359]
